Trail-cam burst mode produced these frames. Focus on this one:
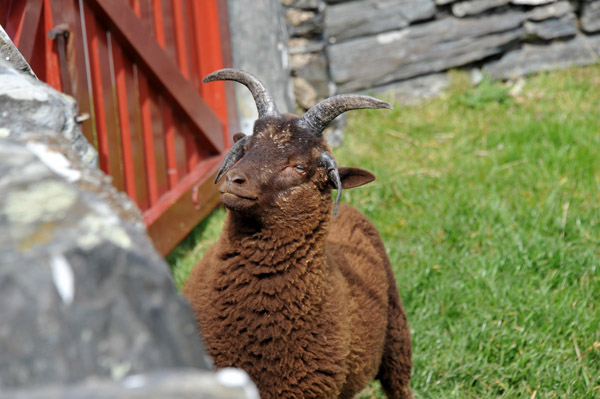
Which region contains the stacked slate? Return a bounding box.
[325,0,436,42]
[284,0,330,107]
[283,0,348,146]
[581,0,600,33]
[280,0,600,103]
[485,34,600,80]
[327,11,526,92]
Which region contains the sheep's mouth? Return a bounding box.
[221,192,258,201]
[220,189,259,210]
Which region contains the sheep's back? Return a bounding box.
[326,203,391,396]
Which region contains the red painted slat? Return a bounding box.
[112,40,137,202]
[84,9,125,192]
[171,0,189,79]
[4,1,25,43]
[189,0,229,144]
[129,0,141,16]
[26,11,47,83]
[172,114,190,176]
[183,124,200,172]
[84,7,110,172]
[160,0,177,60]
[101,30,125,192]
[161,100,179,188]
[136,70,159,206]
[184,0,201,92]
[149,87,170,197]
[8,0,42,60]
[125,59,150,211]
[0,2,9,27]
[47,0,96,147]
[88,0,225,153]
[42,0,61,90]
[151,0,166,49]
[138,0,154,36]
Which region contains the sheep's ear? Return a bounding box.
[233,132,246,143]
[338,167,375,189]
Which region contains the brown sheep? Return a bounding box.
[183,69,412,399]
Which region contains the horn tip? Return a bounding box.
[380,101,393,110]
[370,97,392,110]
[202,68,234,83]
[203,74,216,84]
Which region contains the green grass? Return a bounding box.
[168,65,600,398]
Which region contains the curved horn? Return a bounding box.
[299,94,392,136]
[203,68,279,118]
[214,135,248,183]
[319,152,342,218]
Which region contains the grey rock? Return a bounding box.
[525,1,572,21]
[485,34,600,80]
[470,68,484,85]
[524,13,577,40]
[0,63,211,389]
[286,7,324,36]
[581,1,600,33]
[328,12,526,92]
[366,73,451,105]
[325,0,435,43]
[511,0,556,4]
[3,369,259,399]
[288,37,326,54]
[0,61,98,168]
[437,0,457,4]
[293,75,318,109]
[323,114,346,149]
[228,0,295,134]
[0,25,35,78]
[291,51,331,98]
[282,0,322,9]
[452,0,510,18]
[397,0,437,22]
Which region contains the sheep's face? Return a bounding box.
[204,69,389,223]
[218,115,374,223]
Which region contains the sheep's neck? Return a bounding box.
[223,203,331,276]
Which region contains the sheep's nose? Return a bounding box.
[226,172,247,185]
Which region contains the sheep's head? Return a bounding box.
[204,69,391,222]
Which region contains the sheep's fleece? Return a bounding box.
[183,69,412,399]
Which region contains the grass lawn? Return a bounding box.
[168,65,600,398]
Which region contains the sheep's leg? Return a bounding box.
[377,270,413,399]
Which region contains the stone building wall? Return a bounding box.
[283,0,600,108]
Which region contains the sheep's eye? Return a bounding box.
[294,165,306,175]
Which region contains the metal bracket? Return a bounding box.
[48,24,72,96]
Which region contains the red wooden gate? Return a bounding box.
[1,0,236,255]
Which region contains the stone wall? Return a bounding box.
[283,0,600,106]
[227,0,295,135]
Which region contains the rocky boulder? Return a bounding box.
[0,53,257,397]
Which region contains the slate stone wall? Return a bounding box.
[227,0,296,135]
[283,0,600,106]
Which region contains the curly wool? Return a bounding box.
[183,193,412,399]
